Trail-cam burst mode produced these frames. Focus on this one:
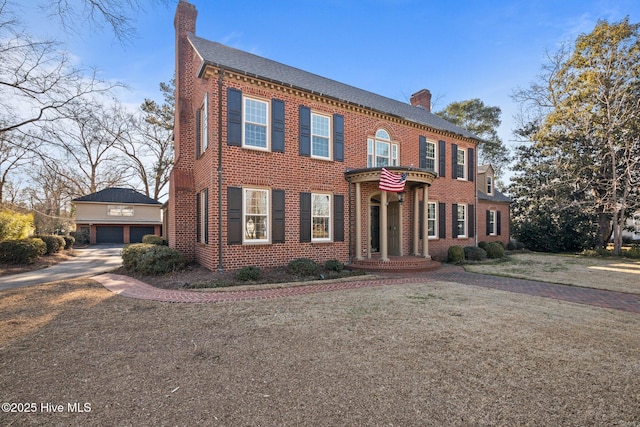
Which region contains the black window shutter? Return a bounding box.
[468,147,475,182]
[300,192,311,242]
[452,203,458,238]
[497,210,502,236]
[333,194,344,242]
[227,187,242,244]
[438,202,446,239]
[419,136,427,169]
[452,144,458,179]
[195,108,201,158]
[468,204,475,238]
[333,114,344,162]
[196,191,201,243]
[272,189,285,243]
[486,210,491,235]
[227,88,242,146]
[204,189,209,244]
[438,140,446,177]
[299,106,311,157]
[272,99,285,153]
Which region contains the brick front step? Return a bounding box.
[349,256,441,272]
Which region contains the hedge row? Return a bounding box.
[121,243,185,275]
[0,238,47,264]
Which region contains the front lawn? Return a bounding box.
[464,252,640,294]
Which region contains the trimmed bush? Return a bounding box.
[447,245,465,263]
[478,241,488,250]
[121,243,185,275]
[486,242,505,259]
[63,235,75,249]
[506,241,517,251]
[71,230,90,245]
[324,259,344,272]
[36,235,66,254]
[287,258,320,276]
[464,246,487,261]
[0,238,47,264]
[142,234,166,245]
[235,266,262,281]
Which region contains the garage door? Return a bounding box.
[130,226,155,243]
[96,226,124,244]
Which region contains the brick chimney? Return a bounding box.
[410,89,432,112]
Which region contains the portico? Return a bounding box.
[346,167,437,264]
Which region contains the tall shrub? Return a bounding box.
[0,210,34,241]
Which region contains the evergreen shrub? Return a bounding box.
[447,246,465,263]
[0,238,47,264]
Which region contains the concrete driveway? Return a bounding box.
[0,244,123,291]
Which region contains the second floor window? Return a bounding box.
[311,113,331,159]
[367,129,399,167]
[244,97,269,149]
[456,148,466,180]
[425,141,436,171]
[107,205,134,216]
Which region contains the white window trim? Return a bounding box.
[488,209,497,236]
[243,188,270,244]
[107,205,134,217]
[427,201,437,239]
[242,96,270,151]
[311,193,332,242]
[487,175,494,195]
[367,130,400,167]
[198,190,207,243]
[201,93,208,152]
[457,148,467,180]
[425,140,437,173]
[311,112,332,160]
[457,203,467,238]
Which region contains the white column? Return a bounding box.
[422,186,431,259]
[380,190,389,261]
[413,188,420,256]
[355,182,362,260]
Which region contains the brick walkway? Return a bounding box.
[93,265,640,314]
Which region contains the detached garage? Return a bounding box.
[72,188,163,245]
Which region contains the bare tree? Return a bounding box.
[40,101,133,196]
[115,79,174,200]
[39,0,170,43]
[0,132,40,203]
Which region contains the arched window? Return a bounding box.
[367,129,399,167]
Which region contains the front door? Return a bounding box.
[388,202,401,256]
[370,205,380,252]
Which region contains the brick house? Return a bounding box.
[73,188,163,244]
[476,164,511,247]
[168,1,509,271]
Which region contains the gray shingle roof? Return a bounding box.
[478,188,512,203]
[72,188,161,205]
[189,35,481,142]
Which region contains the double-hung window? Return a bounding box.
[312,193,331,241]
[457,204,467,238]
[488,210,496,236]
[367,129,399,167]
[244,188,269,243]
[311,113,331,159]
[425,141,436,172]
[427,202,437,238]
[456,148,466,180]
[243,97,269,149]
[486,175,494,195]
[198,93,208,155]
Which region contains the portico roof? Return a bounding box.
[345,166,436,186]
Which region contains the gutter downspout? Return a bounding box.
[217,68,225,272]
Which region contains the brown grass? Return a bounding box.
[1,274,639,426]
[464,252,640,294]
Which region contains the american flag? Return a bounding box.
[379,168,407,192]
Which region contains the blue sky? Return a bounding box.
[19,0,640,161]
